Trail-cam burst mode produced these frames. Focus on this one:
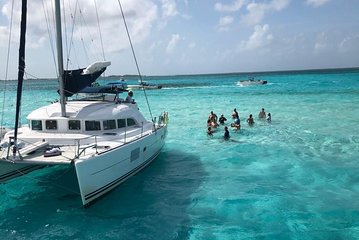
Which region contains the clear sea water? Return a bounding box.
[1,69,359,239]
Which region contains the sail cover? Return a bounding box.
[62,61,111,97]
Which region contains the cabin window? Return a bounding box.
[117,119,126,128]
[103,120,116,130]
[127,118,137,127]
[45,120,57,130]
[85,121,101,131]
[31,120,42,130]
[68,120,81,130]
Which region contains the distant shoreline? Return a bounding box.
[1,66,359,81]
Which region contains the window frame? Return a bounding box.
[117,119,126,129]
[31,120,43,131]
[45,120,58,130]
[127,118,137,127]
[68,120,81,130]
[103,119,116,130]
[85,120,101,131]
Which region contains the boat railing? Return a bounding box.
[75,135,98,158]
[73,113,168,158]
[74,124,145,158]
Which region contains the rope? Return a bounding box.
[117,0,155,123]
[1,0,15,137]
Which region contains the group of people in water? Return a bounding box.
[207,107,271,140]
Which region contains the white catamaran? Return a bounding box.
[0,0,168,205]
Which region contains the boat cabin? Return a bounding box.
[27,100,148,135]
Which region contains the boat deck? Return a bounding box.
[0,128,159,165]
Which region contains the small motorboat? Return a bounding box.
[236,77,267,86]
[128,81,162,90]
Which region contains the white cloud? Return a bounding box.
[161,0,178,18]
[314,32,328,53]
[215,16,234,32]
[214,0,247,12]
[158,0,179,29]
[339,34,359,53]
[238,24,273,51]
[306,0,330,7]
[0,0,158,53]
[0,0,160,77]
[166,34,180,53]
[242,2,266,26]
[242,0,290,26]
[269,0,290,11]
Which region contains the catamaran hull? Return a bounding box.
[75,126,167,205]
[0,160,43,183]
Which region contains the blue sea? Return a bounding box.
[1,69,359,239]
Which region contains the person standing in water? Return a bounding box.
[247,114,254,126]
[219,114,227,125]
[266,113,271,123]
[224,126,230,140]
[233,117,241,130]
[232,108,239,119]
[208,111,219,127]
[258,108,266,119]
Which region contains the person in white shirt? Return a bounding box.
[125,91,134,103]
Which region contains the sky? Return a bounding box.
[0,0,359,79]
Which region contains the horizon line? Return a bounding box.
[1,66,359,81]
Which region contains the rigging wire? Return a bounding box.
[62,0,70,70]
[80,36,90,64]
[94,0,106,61]
[42,0,58,77]
[78,7,102,63]
[117,0,154,123]
[66,0,80,69]
[1,0,15,138]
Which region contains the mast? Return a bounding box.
[54,0,66,117]
[13,0,27,155]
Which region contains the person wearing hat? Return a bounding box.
[219,114,227,125]
[125,91,134,103]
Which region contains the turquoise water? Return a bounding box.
[1,69,359,239]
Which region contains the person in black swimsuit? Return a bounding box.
[219,114,227,125]
[224,126,230,140]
